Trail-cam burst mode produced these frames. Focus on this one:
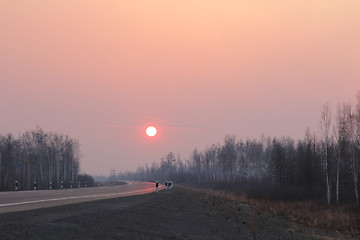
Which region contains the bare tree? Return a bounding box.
[334,103,351,204]
[320,103,332,205]
[355,92,360,205]
[350,94,360,205]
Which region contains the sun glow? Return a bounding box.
[146,126,157,137]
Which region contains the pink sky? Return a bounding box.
[1,1,359,175]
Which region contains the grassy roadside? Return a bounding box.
[182,185,360,238]
[0,185,357,240]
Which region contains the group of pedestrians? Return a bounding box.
[165,180,173,190]
[155,180,173,192]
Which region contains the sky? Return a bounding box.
[1,0,359,175]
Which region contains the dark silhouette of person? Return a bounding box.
[155,181,159,192]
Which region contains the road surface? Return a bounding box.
[0,181,160,214]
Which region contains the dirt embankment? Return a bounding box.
[0,186,356,240]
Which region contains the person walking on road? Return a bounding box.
[155,180,159,192]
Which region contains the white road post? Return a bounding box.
[50,181,53,190]
[15,180,18,191]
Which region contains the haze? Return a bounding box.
[1,1,359,175]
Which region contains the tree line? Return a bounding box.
[120,92,360,205]
[0,127,93,191]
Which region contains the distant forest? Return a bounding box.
[120,92,360,205]
[0,128,94,191]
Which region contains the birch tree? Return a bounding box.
[334,103,351,204]
[355,92,360,205]
[350,93,360,205]
[320,103,332,205]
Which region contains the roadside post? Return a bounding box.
[15,180,18,191]
[78,181,81,188]
[70,181,73,188]
[61,181,64,189]
[34,181,37,190]
[50,181,53,190]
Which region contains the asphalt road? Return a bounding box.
[0,181,160,214]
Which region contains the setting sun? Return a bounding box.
[145,126,157,137]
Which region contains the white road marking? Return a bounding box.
[0,188,155,207]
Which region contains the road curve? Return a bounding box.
[0,181,161,214]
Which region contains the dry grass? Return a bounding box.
[248,198,360,237]
[179,185,360,237]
